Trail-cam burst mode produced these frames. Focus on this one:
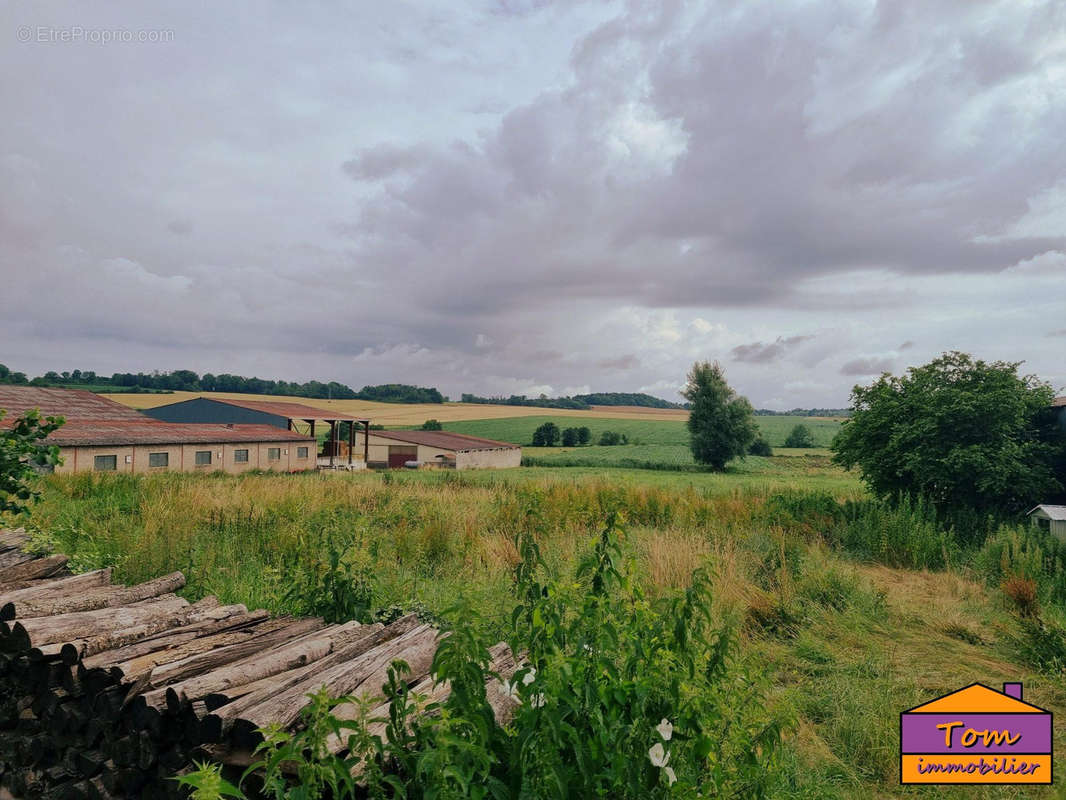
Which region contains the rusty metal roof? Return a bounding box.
[202,397,367,422]
[0,386,146,421]
[366,429,517,452]
[1053,396,1066,408]
[46,421,313,447]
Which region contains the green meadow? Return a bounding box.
[20,446,1066,797]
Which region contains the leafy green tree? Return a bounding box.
[1,409,64,517]
[561,427,579,447]
[748,435,773,456]
[577,426,592,445]
[683,361,757,470]
[832,351,1064,519]
[531,422,560,447]
[783,424,815,448]
[598,430,622,446]
[421,419,443,431]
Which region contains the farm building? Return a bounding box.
[0,386,316,474]
[141,396,370,468]
[1028,505,1066,540]
[1055,396,1066,430]
[353,429,521,470]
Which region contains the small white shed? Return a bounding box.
[1027,505,1066,540]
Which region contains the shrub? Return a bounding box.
[783,424,815,448]
[975,524,1066,609]
[577,426,592,445]
[531,422,560,447]
[598,430,628,446]
[1002,575,1040,617]
[420,419,443,431]
[748,436,773,456]
[561,427,580,447]
[833,495,951,570]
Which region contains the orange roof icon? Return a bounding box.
[904,683,1049,714]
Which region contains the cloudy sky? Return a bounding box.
[2,1,1064,408]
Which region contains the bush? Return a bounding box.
[783,424,815,448]
[975,524,1066,609]
[598,430,628,446]
[577,426,592,445]
[420,419,443,431]
[531,422,560,447]
[833,495,952,570]
[748,435,773,456]
[561,427,580,447]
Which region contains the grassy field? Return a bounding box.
[17,459,1066,798]
[440,413,842,448]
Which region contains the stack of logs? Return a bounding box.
[0,529,517,799]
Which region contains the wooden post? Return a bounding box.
[348,422,354,467]
[329,421,335,468]
[363,421,370,466]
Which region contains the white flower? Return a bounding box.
[664,766,676,785]
[501,680,521,703]
[530,693,546,708]
[656,718,673,741]
[522,668,536,685]
[648,743,670,768]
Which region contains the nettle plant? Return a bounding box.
[179,515,783,799]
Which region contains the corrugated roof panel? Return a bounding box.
[205,397,366,422]
[0,386,146,421]
[46,421,313,447]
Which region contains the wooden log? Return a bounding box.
[0,550,33,571]
[0,555,69,587]
[227,624,438,748]
[137,616,325,688]
[80,607,262,671]
[10,595,192,652]
[5,573,186,620]
[0,529,29,551]
[202,617,415,730]
[155,620,366,709]
[0,570,114,619]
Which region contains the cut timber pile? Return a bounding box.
[0,530,518,799]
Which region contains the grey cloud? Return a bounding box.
[732,335,813,364]
[1047,329,1066,338]
[899,340,915,350]
[840,357,895,376]
[1,1,1064,407]
[597,354,640,370]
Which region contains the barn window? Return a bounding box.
[234,449,249,463]
[93,455,117,471]
[297,446,309,459]
[195,450,212,466]
[148,452,169,468]
[268,447,281,460]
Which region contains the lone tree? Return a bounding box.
[531,422,561,447]
[577,426,592,445]
[832,351,1064,519]
[1,409,64,517]
[783,424,815,448]
[421,419,443,431]
[683,361,757,470]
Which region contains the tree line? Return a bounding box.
[0,365,444,404]
[460,391,685,410]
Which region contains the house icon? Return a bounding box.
[900,682,1053,784]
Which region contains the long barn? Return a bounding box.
[0,387,316,474]
[354,429,521,470]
